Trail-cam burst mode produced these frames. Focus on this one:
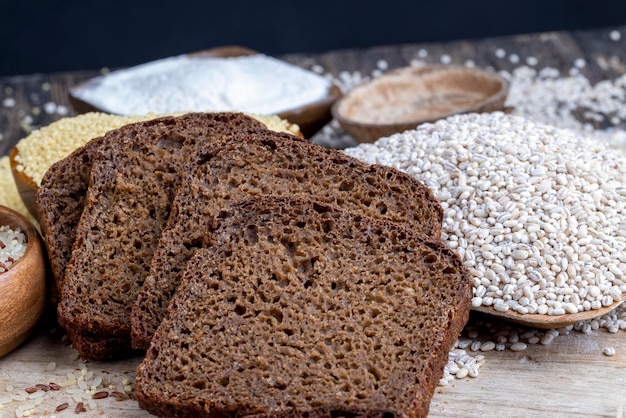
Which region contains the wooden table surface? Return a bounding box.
[1,25,626,417]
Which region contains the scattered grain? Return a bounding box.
[60,379,77,388]
[55,402,69,412]
[77,379,88,391]
[110,391,127,402]
[91,391,109,399]
[603,346,616,356]
[480,341,496,352]
[11,394,27,402]
[68,349,80,361]
[455,368,469,379]
[526,56,539,66]
[56,104,69,115]
[527,336,540,344]
[510,342,528,352]
[42,102,56,115]
[2,97,15,108]
[26,391,44,400]
[75,401,86,414]
[609,30,622,41]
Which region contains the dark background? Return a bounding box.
[2,0,626,77]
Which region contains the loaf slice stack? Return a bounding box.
[135,196,472,418]
[52,112,301,360]
[36,112,300,297]
[131,134,443,349]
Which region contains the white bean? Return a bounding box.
[510,342,528,352]
[603,347,616,356]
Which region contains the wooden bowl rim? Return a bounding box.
[472,295,626,329]
[9,147,38,189]
[8,147,40,221]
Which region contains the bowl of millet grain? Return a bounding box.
[0,204,47,358]
[332,64,509,143]
[9,111,303,222]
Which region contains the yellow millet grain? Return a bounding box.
[14,113,157,187]
[13,112,301,187]
[249,113,303,138]
[0,156,38,228]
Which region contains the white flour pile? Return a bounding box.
[345,112,626,317]
[71,54,332,116]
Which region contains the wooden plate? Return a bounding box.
[68,45,342,139]
[472,296,626,329]
[332,64,509,143]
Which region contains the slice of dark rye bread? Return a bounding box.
[135,196,472,418]
[37,142,98,296]
[36,112,280,298]
[130,134,443,349]
[54,113,303,360]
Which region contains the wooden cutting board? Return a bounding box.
[0,312,624,417]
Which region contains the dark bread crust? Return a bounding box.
[135,197,471,418]
[65,328,138,361]
[52,112,298,360]
[131,134,443,349]
[37,142,100,296]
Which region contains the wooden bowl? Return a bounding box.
[332,65,509,143]
[9,147,39,221]
[0,205,47,358]
[68,45,342,139]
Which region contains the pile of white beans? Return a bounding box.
[345,112,626,317]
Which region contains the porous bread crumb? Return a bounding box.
[134,196,470,417]
[13,112,301,187]
[0,156,38,228]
